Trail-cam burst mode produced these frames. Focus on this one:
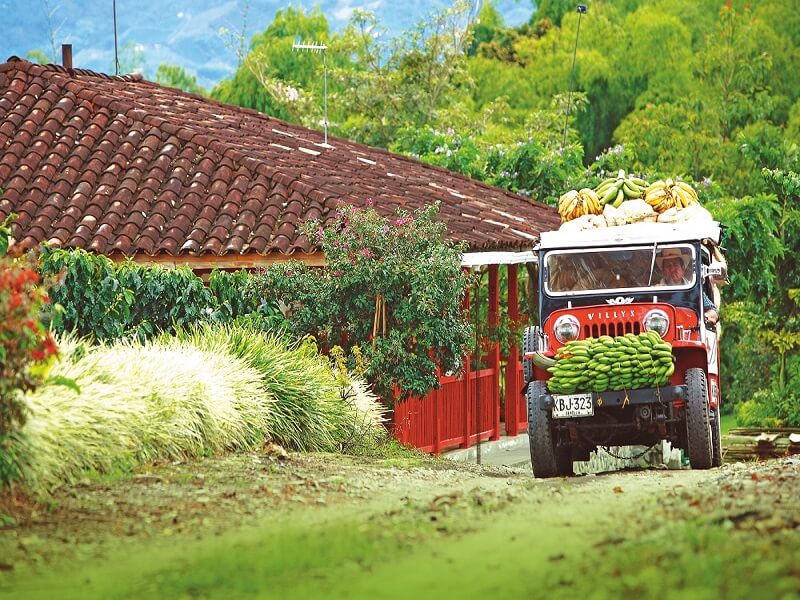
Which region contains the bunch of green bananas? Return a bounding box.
[643,178,699,213]
[594,170,650,208]
[546,332,675,395]
[557,188,602,222]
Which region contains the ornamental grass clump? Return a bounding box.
[174,323,353,452]
[8,323,388,494]
[12,334,271,493]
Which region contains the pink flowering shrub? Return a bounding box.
[253,202,471,402]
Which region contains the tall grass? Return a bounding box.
[173,323,357,453]
[12,335,271,493]
[8,324,388,494]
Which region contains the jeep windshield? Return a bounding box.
[545,244,696,296]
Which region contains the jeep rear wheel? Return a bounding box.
[685,368,713,469]
[528,381,560,478]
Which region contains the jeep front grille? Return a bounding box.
[583,321,642,339]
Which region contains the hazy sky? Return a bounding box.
[0,0,534,88]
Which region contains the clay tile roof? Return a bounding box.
[0,57,559,260]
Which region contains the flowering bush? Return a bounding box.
[393,126,484,180]
[0,255,58,426]
[252,202,471,403]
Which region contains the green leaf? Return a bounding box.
[44,375,81,394]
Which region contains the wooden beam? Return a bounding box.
[108,251,326,270]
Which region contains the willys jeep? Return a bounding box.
[523,221,727,478]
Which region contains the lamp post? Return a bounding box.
[292,42,329,145]
[561,4,588,151]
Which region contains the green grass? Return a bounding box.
[8,480,799,600]
[5,484,512,600]
[7,513,396,600]
[563,519,800,600]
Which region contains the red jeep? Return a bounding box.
[524,221,726,477]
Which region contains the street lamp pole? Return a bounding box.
[561,4,588,151]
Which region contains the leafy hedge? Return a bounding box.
[38,247,285,341]
[707,168,800,425]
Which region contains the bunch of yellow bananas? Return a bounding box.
[558,188,602,222]
[643,178,699,213]
[594,170,650,208]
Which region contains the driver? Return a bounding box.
[656,248,719,325]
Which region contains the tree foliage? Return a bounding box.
[155,65,206,96]
[38,248,284,341]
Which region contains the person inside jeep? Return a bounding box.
[656,248,719,325]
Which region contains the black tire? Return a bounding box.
[711,408,723,467]
[527,381,558,478]
[685,368,713,469]
[522,326,538,384]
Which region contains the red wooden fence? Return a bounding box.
[505,363,528,436]
[392,367,500,454]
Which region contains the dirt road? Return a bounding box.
[0,451,798,599]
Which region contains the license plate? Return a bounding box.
[552,393,594,418]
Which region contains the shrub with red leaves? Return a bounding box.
[0,253,57,437]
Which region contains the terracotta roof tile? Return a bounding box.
[180,238,200,254]
[0,57,559,258]
[201,237,222,254]
[247,236,268,253]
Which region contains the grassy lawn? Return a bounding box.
[4,457,798,600]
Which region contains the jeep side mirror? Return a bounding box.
[702,260,727,283]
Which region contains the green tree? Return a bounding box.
[531,0,575,27]
[212,6,331,123]
[332,2,475,147]
[155,65,206,96]
[25,49,51,65]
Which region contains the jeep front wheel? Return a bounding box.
[528,381,559,478]
[685,368,713,469]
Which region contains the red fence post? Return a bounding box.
[433,367,441,455]
[488,264,501,441]
[461,268,472,448]
[505,264,520,435]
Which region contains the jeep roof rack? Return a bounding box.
[537,221,721,251]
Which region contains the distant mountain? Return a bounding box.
[0,0,534,89]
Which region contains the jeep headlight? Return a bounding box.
[554,314,581,344]
[643,309,670,338]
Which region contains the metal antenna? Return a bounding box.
[113,0,119,75]
[561,4,588,151]
[292,41,329,145]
